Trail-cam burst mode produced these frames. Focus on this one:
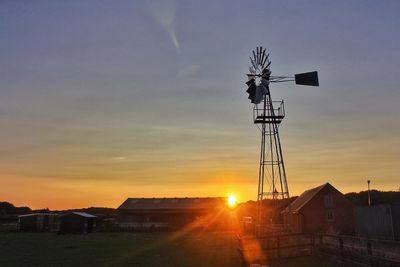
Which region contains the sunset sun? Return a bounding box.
[227,195,237,208]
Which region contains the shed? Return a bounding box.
[18,213,59,232]
[356,203,400,240]
[59,212,96,234]
[282,183,355,234]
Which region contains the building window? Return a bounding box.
[324,193,333,208]
[326,210,335,222]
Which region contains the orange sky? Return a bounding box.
[2,159,397,210]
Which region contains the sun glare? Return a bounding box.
[227,195,237,208]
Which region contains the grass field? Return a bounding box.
[0,231,242,267]
[0,231,341,267]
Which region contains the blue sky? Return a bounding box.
[1,0,399,208]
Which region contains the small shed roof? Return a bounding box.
[285,183,331,213]
[18,213,58,218]
[118,197,226,210]
[61,212,96,218]
[72,212,96,218]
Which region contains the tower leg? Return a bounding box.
[256,94,289,235]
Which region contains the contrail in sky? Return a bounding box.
[146,0,180,53]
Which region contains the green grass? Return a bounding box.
[0,231,344,267]
[0,231,242,267]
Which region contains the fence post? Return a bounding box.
[367,242,372,256]
[277,235,281,259]
[339,237,345,264]
[311,234,315,254]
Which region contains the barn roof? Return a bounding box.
[285,183,331,213]
[118,197,227,210]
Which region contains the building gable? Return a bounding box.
[285,183,353,214]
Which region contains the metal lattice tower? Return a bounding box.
[245,46,319,226]
[255,92,289,201]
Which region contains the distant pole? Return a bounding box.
[367,180,371,206]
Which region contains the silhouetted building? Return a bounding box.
[59,212,96,234]
[356,203,400,241]
[118,197,230,231]
[283,183,354,234]
[18,213,59,232]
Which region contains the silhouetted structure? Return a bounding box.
[243,47,319,234]
[59,212,96,234]
[356,203,400,240]
[18,213,58,232]
[118,197,230,230]
[283,183,354,234]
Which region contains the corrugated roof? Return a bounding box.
[18,213,58,218]
[285,183,330,213]
[69,212,97,218]
[118,197,227,210]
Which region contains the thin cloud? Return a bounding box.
[176,64,201,79]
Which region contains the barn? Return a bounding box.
[283,183,354,234]
[118,197,231,231]
[18,213,59,232]
[59,212,96,234]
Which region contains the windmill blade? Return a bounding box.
[256,47,260,65]
[250,57,256,70]
[260,48,266,68]
[252,50,257,66]
[249,66,256,74]
[263,53,270,67]
[245,78,258,103]
[264,53,270,67]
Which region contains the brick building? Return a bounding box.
[283,183,354,234]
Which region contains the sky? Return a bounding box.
[1,0,399,209]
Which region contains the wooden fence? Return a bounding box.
[316,234,400,267]
[238,233,400,266]
[238,233,314,265]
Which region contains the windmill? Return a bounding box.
[245,46,319,229]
